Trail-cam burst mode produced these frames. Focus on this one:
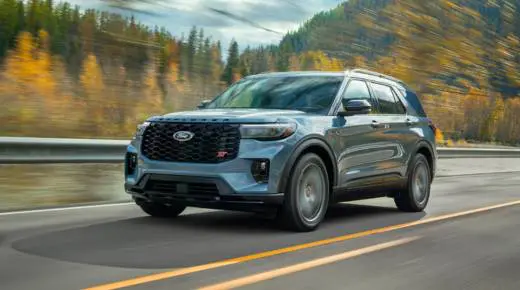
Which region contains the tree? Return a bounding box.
[34,29,56,99]
[221,40,240,85]
[80,53,106,135]
[140,57,163,119]
[0,0,21,57]
[299,51,343,71]
[186,25,198,81]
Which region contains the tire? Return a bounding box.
[278,153,330,232]
[135,199,186,218]
[394,153,432,212]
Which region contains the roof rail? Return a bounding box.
[348,68,404,85]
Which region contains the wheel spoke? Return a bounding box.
[296,164,326,224]
[412,163,429,204]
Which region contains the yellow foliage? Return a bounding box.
[79,53,106,134]
[0,30,81,136]
[34,50,56,97]
[289,54,301,71]
[2,30,58,123]
[169,62,180,83]
[5,31,37,84]
[299,51,344,71]
[38,29,50,50]
[140,60,164,119]
[435,128,445,145]
[80,54,105,93]
[352,55,367,68]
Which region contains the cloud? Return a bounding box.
[64,0,344,48]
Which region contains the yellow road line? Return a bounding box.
[198,236,420,290]
[83,199,520,290]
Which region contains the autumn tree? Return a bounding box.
[80,53,106,135]
[299,51,343,71]
[140,57,164,120]
[1,0,520,144]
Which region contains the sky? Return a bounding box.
[64,0,345,51]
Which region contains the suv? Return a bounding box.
[124,69,437,232]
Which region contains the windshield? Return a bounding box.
[206,75,344,115]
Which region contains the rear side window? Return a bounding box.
[370,83,406,114]
[390,88,406,114]
[403,89,427,117]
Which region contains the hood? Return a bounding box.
[148,109,307,123]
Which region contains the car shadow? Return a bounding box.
[11,200,427,269]
[122,202,412,232]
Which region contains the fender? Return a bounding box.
[277,135,338,193]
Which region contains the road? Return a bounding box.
[0,172,519,290]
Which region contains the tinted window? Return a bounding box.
[391,89,406,114]
[206,75,343,115]
[370,83,404,114]
[404,89,427,117]
[341,79,377,108]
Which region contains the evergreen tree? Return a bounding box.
[221,40,239,85]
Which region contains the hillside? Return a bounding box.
[265,0,520,97]
[280,0,392,59]
[0,0,519,145]
[238,0,520,144]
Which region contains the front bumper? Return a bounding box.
[126,174,284,211]
[124,137,296,211]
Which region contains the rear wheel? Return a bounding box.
[135,199,186,218]
[394,153,431,212]
[278,153,330,232]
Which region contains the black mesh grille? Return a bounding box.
[141,122,241,163]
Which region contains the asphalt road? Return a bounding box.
[1,172,519,290]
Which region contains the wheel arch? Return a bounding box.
[278,135,338,194]
[412,140,436,181]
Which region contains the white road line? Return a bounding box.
[0,202,134,216]
[197,236,421,290]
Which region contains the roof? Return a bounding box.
[247,69,407,89]
[248,71,346,78]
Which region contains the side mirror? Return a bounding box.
[197,100,211,109]
[338,99,372,116]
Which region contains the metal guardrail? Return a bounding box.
[1,137,520,164]
[0,137,129,164]
[436,147,520,159]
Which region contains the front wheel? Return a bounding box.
[394,153,431,212]
[135,199,186,218]
[278,153,330,232]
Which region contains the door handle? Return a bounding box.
[406,118,417,126]
[371,120,383,128]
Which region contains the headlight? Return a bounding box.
[240,123,297,141]
[134,121,150,137]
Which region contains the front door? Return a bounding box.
[329,78,385,192]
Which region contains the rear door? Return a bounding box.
[366,81,410,179]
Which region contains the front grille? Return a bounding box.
[141,122,241,163]
[145,180,219,196]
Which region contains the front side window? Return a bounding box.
[338,79,378,114]
[206,75,344,115]
[342,79,376,105]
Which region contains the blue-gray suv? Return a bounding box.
[124,69,438,232]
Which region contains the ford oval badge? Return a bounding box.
[173,131,195,142]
